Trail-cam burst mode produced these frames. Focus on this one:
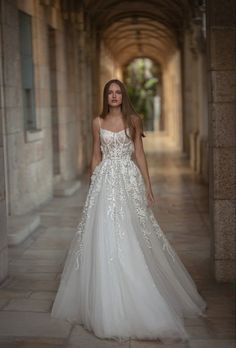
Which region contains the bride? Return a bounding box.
[51,79,207,344]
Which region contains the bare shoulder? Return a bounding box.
[131,114,142,129]
[92,116,101,130]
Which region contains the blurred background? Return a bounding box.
[0,1,235,346]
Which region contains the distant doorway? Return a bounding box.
[124,58,162,131]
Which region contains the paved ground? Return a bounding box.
[0,133,235,348]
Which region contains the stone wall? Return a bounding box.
[182,25,209,183]
[207,0,236,281]
[0,0,8,283]
[2,0,53,215]
[0,0,94,217]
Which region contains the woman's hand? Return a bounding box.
[145,185,155,207]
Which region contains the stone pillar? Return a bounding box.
[77,21,90,169]
[0,103,8,285]
[191,21,208,181]
[0,0,8,283]
[182,30,198,157]
[162,50,183,151]
[207,0,236,281]
[99,40,122,95]
[91,27,101,116]
[196,50,208,182]
[182,17,209,183]
[84,19,93,165]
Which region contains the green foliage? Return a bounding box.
[144,78,158,89]
[124,58,160,130]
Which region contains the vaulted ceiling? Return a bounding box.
[83,0,194,66]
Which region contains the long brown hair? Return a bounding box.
[99,79,145,140]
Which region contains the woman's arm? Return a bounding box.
[89,117,102,178]
[132,116,155,207]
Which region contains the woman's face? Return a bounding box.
[107,83,122,107]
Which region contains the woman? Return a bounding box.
[51,79,207,344]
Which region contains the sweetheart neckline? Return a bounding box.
[100,128,128,134]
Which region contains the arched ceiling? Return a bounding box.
[84,0,193,66]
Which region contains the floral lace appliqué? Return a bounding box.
[72,128,175,270]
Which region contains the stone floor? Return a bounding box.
[0,133,235,348]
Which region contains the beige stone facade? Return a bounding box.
[0,0,235,285]
[207,0,236,281]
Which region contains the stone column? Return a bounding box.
[84,19,93,165]
[196,50,208,182]
[182,26,205,171]
[182,17,209,183]
[91,27,101,117]
[0,0,8,283]
[162,50,183,151]
[191,21,208,181]
[78,24,90,169]
[76,11,98,171]
[182,29,198,157]
[207,0,236,281]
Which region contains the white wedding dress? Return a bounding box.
[51,127,207,344]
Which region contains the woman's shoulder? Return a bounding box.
[92,116,101,129]
[131,114,142,128]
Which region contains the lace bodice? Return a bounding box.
[73,126,176,271]
[100,128,134,161]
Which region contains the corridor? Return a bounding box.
[0,135,235,348]
[0,0,235,346]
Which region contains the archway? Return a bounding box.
[124,58,162,132]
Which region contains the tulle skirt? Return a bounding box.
[51,158,207,344]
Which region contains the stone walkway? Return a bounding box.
[0,134,235,348]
